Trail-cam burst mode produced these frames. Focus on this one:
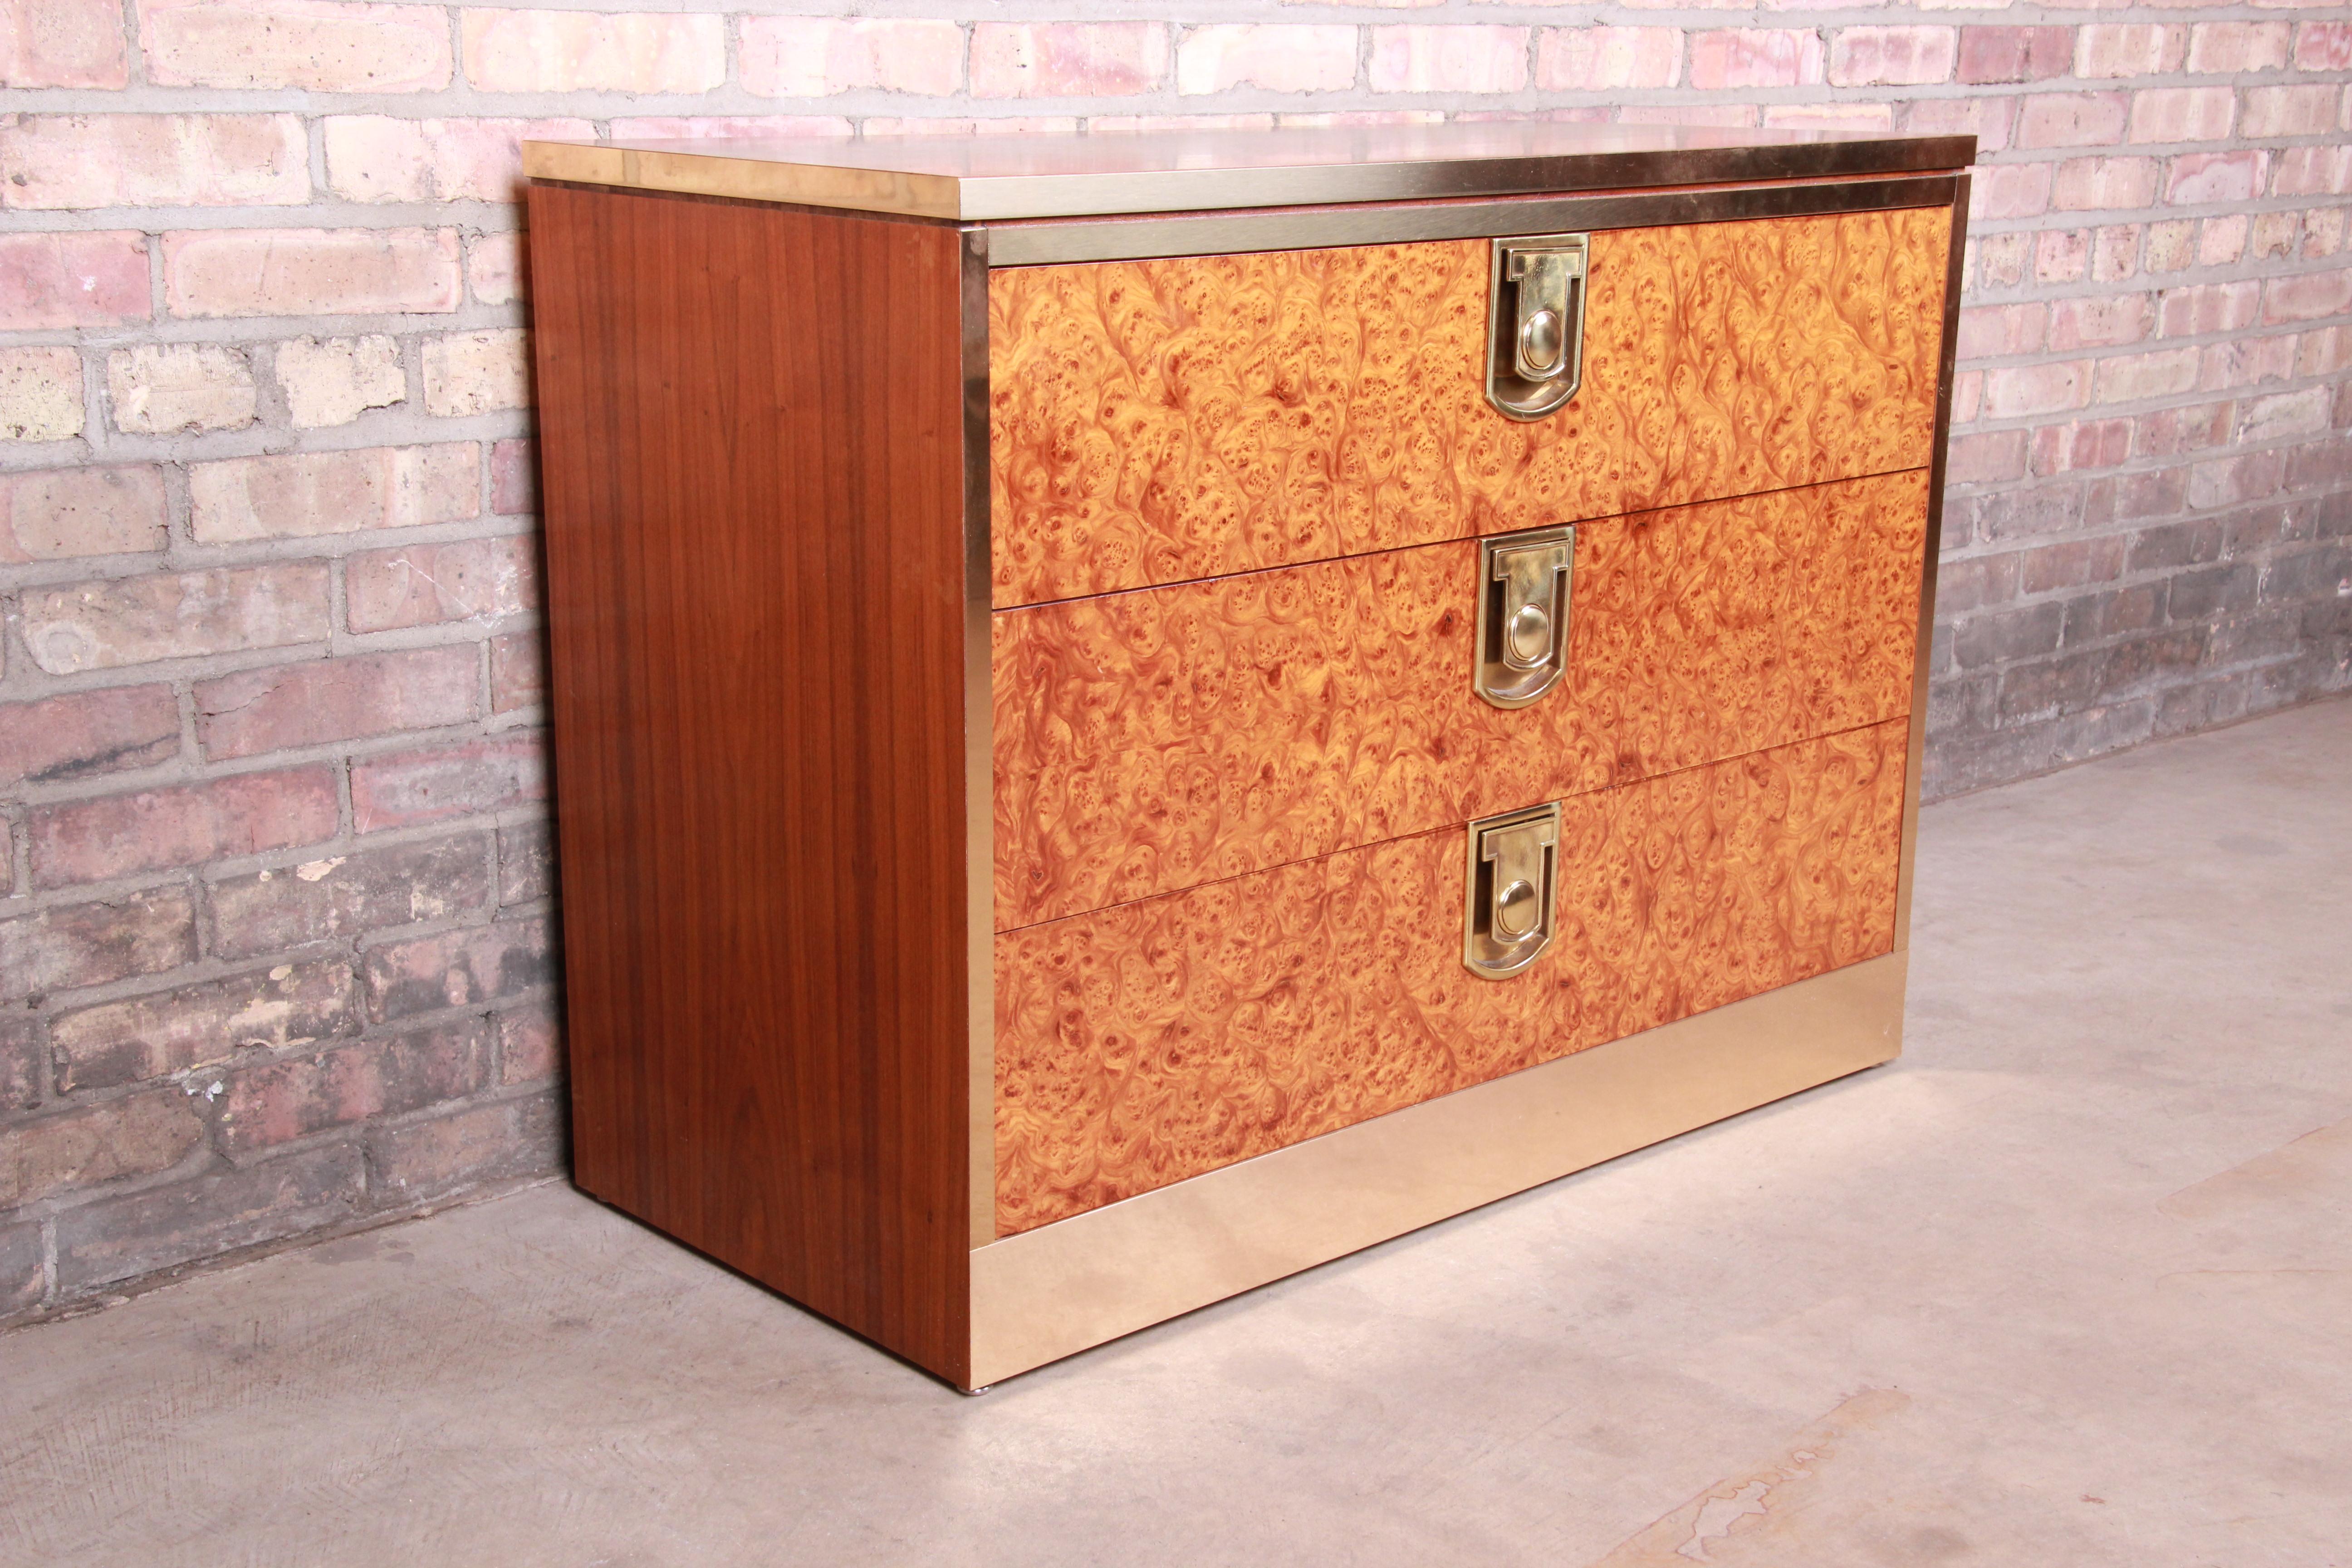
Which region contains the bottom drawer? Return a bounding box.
[994,718,1909,1236]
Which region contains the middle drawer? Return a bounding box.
[994,468,1927,931]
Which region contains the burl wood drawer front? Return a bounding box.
[995,469,1926,931]
[994,719,1907,1235]
[988,205,1949,609]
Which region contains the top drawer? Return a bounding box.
[989,204,1950,608]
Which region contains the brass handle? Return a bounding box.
[1485,234,1587,421]
[1473,525,1574,709]
[1464,803,1560,980]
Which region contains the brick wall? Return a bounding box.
[2,0,2347,1323]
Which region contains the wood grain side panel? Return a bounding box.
[994,720,1908,1235]
[988,204,1950,607]
[529,186,970,1382]
[995,470,1926,930]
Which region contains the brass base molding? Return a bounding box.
[967,948,1906,1389]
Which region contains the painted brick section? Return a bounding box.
[195,646,480,760]
[4,0,2349,1330]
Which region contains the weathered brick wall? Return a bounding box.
[2,0,2347,1322]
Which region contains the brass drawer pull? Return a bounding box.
[1485,233,1587,421]
[1463,802,1561,980]
[1474,524,1574,710]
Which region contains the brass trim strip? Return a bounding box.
[960,228,997,1250]
[1893,175,1970,953]
[523,131,1974,224]
[966,949,1907,1389]
[982,173,1961,268]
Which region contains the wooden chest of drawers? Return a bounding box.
[524,125,1971,1389]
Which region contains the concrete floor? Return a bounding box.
[4,699,2348,1568]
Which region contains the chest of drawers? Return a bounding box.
[524,124,1970,1389]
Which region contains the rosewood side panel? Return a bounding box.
[988,206,1950,607]
[529,185,972,1382]
[995,719,1910,1235]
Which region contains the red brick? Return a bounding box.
[2092,225,2141,283]
[2048,294,2153,351]
[1828,26,1955,87]
[1983,361,2092,418]
[0,231,148,329]
[0,466,168,564]
[2031,420,2133,478]
[461,10,724,93]
[21,564,328,676]
[0,889,196,1000]
[2293,22,2352,71]
[489,633,543,714]
[1956,303,2046,358]
[141,0,451,90]
[1,1012,43,1111]
[1947,430,2030,486]
[52,960,358,1093]
[1898,96,2012,154]
[189,444,479,544]
[2,0,128,87]
[0,344,82,440]
[495,820,553,905]
[1957,25,2072,85]
[163,227,461,319]
[2188,22,2290,73]
[106,342,257,435]
[323,115,593,204]
[1762,104,1893,134]
[2053,157,2160,211]
[208,833,491,959]
[743,16,966,97]
[30,767,339,890]
[1685,29,1823,90]
[1532,27,1679,91]
[2127,88,2235,145]
[0,1219,35,1316]
[367,1089,560,1204]
[2093,346,2202,403]
[2017,93,2129,149]
[0,114,308,210]
[351,735,546,833]
[2241,85,2340,139]
[2167,151,2265,206]
[363,914,553,1023]
[1970,162,2051,221]
[2263,270,2352,325]
[196,646,478,761]
[2038,231,2090,289]
[2074,24,2182,78]
[54,1144,363,1293]
[346,536,538,635]
[0,1092,204,1208]
[490,438,536,515]
[2271,146,2352,198]
[2159,281,2261,338]
[607,115,854,142]
[496,1004,560,1087]
[971,22,1170,96]
[214,1019,490,1156]
[2135,402,2235,459]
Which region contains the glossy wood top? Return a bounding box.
[524,122,1974,221]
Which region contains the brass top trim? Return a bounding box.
[522,124,1976,221]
